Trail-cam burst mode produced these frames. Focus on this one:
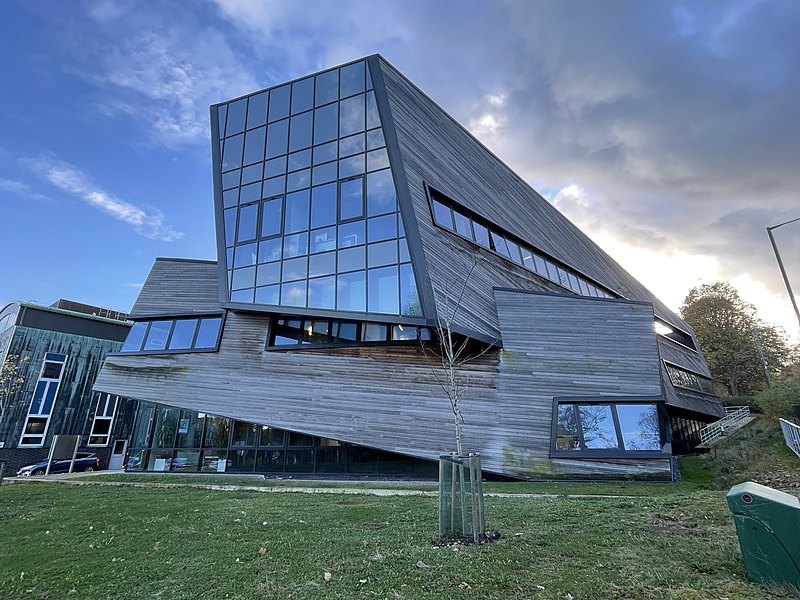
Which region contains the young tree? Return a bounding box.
[680,282,792,396]
[0,354,29,431]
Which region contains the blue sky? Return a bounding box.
[2,0,798,339]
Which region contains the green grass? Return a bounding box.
[0,483,789,599]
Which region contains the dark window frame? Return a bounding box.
[550,396,670,459]
[115,313,226,356]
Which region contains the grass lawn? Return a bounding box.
[0,482,788,599]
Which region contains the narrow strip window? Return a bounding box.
[88,393,119,446]
[19,353,68,447]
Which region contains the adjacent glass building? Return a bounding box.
[95,55,724,480]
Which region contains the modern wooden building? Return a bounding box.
[94,55,724,480]
[0,299,136,474]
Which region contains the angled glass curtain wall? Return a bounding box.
[216,60,422,317]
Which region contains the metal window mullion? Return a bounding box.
[610,405,625,451]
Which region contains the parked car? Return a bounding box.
[16,453,102,477]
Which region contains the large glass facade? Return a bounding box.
[216,59,422,317]
[553,401,664,454]
[126,402,437,477]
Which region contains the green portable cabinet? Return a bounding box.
[726,481,800,590]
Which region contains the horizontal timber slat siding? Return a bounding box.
[379,58,692,343]
[93,289,672,480]
[491,289,670,479]
[130,259,219,318]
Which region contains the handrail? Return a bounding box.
[779,418,800,458]
[699,406,751,445]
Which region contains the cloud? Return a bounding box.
[25,156,183,242]
[0,178,53,203]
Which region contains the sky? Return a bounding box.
[1,0,798,341]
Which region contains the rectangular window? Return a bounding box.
[20,353,68,447]
[88,393,119,446]
[120,316,222,354]
[552,399,664,456]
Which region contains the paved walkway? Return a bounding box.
[4,473,640,499]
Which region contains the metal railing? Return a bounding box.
[779,418,800,458]
[699,406,752,446]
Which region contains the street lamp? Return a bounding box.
[766,217,800,330]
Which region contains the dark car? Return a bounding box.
[16,453,102,477]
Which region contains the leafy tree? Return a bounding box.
[680,282,792,396]
[0,354,29,430]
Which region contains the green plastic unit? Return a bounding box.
[726,481,800,590]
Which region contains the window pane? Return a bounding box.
[368,266,399,314]
[291,77,314,115]
[472,221,490,248]
[195,317,222,349]
[231,266,256,290]
[617,404,661,451]
[339,133,365,157]
[281,280,307,307]
[339,154,365,179]
[400,263,422,317]
[265,156,286,178]
[233,243,257,268]
[243,126,266,165]
[232,421,258,447]
[506,239,523,264]
[338,220,365,247]
[312,161,337,185]
[366,169,396,216]
[265,119,289,158]
[230,288,254,302]
[362,323,387,341]
[392,325,416,341]
[311,183,337,228]
[314,103,338,144]
[310,227,337,254]
[268,84,290,122]
[260,198,282,238]
[557,267,571,289]
[288,149,311,172]
[340,94,365,137]
[315,69,338,106]
[338,246,365,272]
[121,321,148,352]
[238,181,261,205]
[339,178,363,221]
[368,240,397,268]
[225,98,246,136]
[153,407,179,448]
[260,426,285,447]
[222,133,244,171]
[337,271,366,311]
[366,90,380,129]
[367,214,397,242]
[256,262,281,286]
[283,232,309,258]
[246,91,268,129]
[332,321,358,342]
[366,128,385,150]
[255,284,280,305]
[263,176,285,198]
[143,320,172,351]
[168,319,198,350]
[309,251,336,277]
[285,190,310,233]
[366,148,389,172]
[259,238,282,262]
[578,405,619,449]
[555,404,580,451]
[313,141,337,165]
[289,111,313,152]
[545,260,559,281]
[453,210,471,238]
[534,254,548,276]
[282,256,308,281]
[432,199,453,230]
[176,411,205,449]
[308,276,336,309]
[203,416,231,448]
[491,231,510,257]
[222,169,241,190]
[340,61,365,97]
[287,169,310,192]
[237,203,258,242]
[241,163,262,185]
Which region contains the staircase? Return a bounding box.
[695,406,755,449]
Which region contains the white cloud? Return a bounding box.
[0,178,53,203]
[26,156,183,242]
